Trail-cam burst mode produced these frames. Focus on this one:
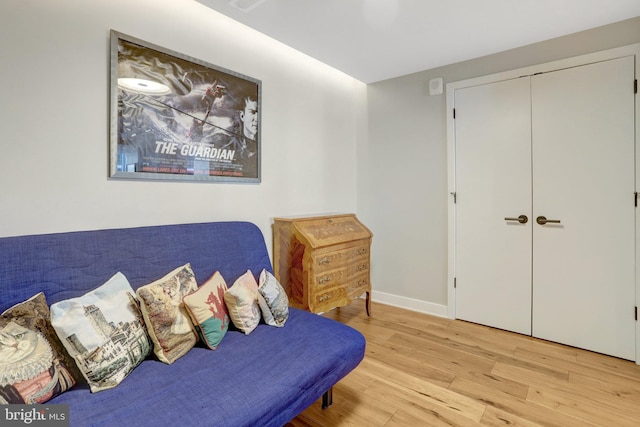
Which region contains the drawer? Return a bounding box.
[312,242,370,271]
[312,262,369,289]
[313,277,370,306]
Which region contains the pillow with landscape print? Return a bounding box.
[0,292,81,404]
[136,263,198,364]
[224,270,261,335]
[183,271,230,350]
[257,269,289,327]
[50,273,152,393]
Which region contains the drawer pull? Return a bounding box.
[357,248,368,255]
[357,263,367,271]
[318,276,332,284]
[358,280,367,286]
[318,257,331,265]
[319,292,333,302]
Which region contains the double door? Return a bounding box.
[454,56,636,360]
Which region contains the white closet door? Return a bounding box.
[531,56,636,360]
[454,77,532,335]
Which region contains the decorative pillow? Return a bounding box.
[0,293,80,404]
[136,263,198,364]
[183,271,230,350]
[257,269,289,327]
[50,273,152,393]
[224,270,261,335]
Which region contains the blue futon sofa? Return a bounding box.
[0,221,366,426]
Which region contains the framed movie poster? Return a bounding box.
[109,30,261,183]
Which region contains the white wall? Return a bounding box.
[359,16,640,316]
[0,0,366,256]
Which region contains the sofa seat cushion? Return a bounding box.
[50,308,365,427]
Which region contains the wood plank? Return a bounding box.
[449,370,529,401]
[527,385,640,427]
[359,357,487,422]
[514,346,640,408]
[569,370,640,404]
[491,361,569,385]
[363,379,482,427]
[365,339,456,388]
[386,331,497,375]
[449,376,592,427]
[479,406,546,427]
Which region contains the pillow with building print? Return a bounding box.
[257,269,289,327]
[50,272,152,393]
[0,292,82,404]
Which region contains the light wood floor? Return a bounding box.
[287,301,640,426]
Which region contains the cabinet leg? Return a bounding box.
[365,291,371,316]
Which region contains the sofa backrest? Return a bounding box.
[0,222,273,312]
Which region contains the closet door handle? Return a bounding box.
[536,216,561,225]
[504,215,528,224]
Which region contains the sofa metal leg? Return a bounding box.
[322,387,333,409]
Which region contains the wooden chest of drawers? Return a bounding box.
[273,214,372,315]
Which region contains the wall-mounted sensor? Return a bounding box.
[428,77,443,96]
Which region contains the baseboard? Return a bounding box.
[371,290,448,318]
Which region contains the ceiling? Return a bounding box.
[195,0,640,84]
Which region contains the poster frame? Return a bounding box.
[109,30,262,183]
